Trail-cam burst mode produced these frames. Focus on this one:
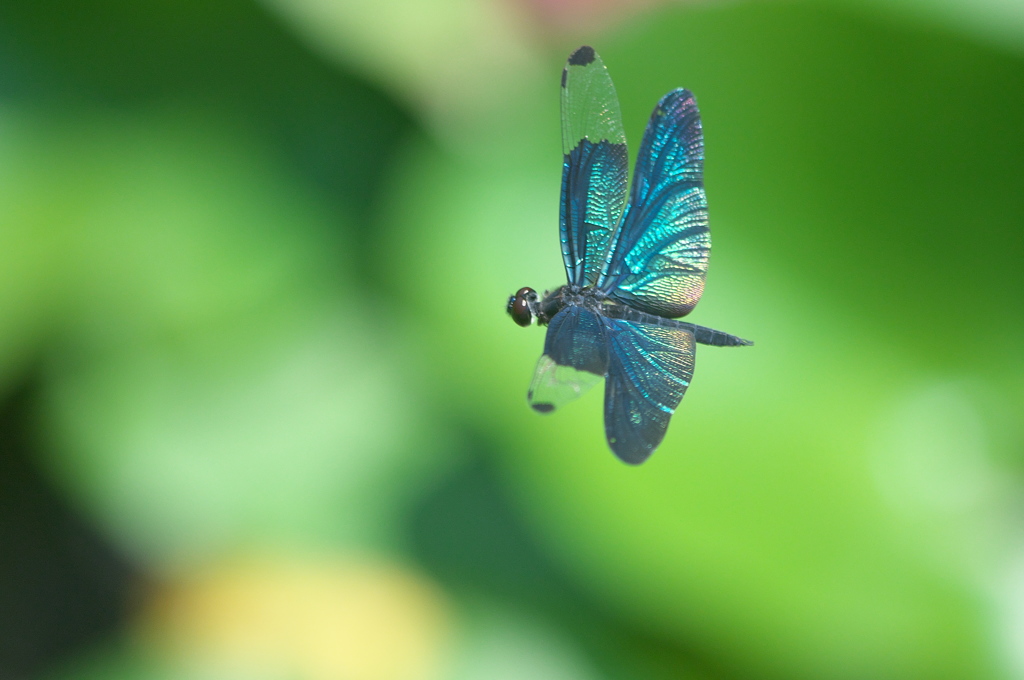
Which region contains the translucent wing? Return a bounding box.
[528,306,607,413]
[602,318,695,464]
[560,46,629,288]
[600,89,710,318]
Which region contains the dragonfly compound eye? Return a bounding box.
[507,287,536,327]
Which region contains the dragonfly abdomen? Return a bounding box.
[602,303,752,347]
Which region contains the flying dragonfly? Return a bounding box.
[506,46,752,465]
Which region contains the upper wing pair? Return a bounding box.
[559,46,709,317]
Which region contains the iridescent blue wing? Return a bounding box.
[560,46,629,288]
[602,318,695,464]
[528,306,607,413]
[599,89,709,318]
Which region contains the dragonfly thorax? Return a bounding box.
[536,285,607,325]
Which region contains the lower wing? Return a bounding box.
[528,306,607,413]
[603,318,695,464]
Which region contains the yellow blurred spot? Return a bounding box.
[143,557,451,680]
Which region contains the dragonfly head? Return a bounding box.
[507,287,539,327]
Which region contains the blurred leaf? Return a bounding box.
[262,0,545,148]
[375,3,1024,679]
[837,0,1024,56]
[0,109,451,570]
[448,602,605,680]
[0,0,413,221]
[0,115,63,386]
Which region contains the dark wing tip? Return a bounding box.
[568,45,596,66]
[609,437,654,465]
[532,403,555,414]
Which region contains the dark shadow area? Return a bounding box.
[0,0,415,239]
[0,5,422,677]
[0,375,139,680]
[407,435,727,680]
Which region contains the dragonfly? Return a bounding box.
[506,46,752,465]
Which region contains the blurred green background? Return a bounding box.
[1,0,1022,679]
